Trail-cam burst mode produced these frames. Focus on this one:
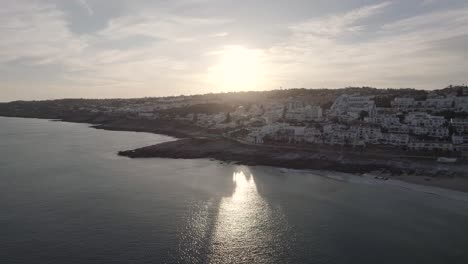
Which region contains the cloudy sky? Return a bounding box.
[1,0,467,101]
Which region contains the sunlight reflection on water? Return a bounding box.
[174,166,294,264]
[206,166,293,264]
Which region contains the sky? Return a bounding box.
[1,0,468,101]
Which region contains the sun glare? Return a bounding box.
[207,46,267,92]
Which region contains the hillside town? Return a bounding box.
[2,86,468,158]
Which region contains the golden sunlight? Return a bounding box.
[207,46,267,92]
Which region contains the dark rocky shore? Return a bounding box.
[118,137,468,178]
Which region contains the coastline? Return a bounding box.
[311,170,468,202]
[117,137,468,193]
[2,115,468,193]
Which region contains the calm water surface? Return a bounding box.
[1,117,468,264]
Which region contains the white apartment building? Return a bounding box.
[330,95,376,120]
[405,112,446,127]
[392,96,468,112]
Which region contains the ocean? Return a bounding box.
[1,117,468,264]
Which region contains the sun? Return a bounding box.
[207,46,267,92]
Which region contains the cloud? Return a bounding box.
[99,14,231,42]
[213,32,229,37]
[0,1,230,98]
[290,2,391,38]
[421,0,436,6]
[77,0,93,16]
[1,0,468,100]
[263,2,468,89]
[0,1,86,65]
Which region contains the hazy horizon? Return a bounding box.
[1,0,468,101]
[2,85,465,104]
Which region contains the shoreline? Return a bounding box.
[310,170,468,202]
[2,115,468,193]
[117,137,468,192]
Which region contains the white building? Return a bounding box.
[349,125,382,144]
[424,97,455,110]
[380,133,409,146]
[365,114,401,128]
[330,94,376,120]
[263,104,285,124]
[391,97,415,110]
[405,112,446,127]
[285,105,322,122]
